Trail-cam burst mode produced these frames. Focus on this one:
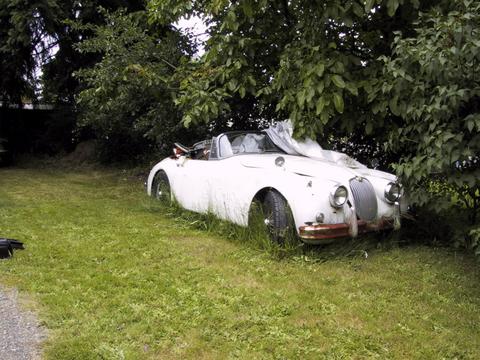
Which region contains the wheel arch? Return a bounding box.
[250,186,283,204]
[147,160,171,196]
[249,185,305,231]
[248,187,292,217]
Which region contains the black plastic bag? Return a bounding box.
[0,238,24,259]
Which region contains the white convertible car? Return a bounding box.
[147,122,406,243]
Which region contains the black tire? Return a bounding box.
[151,170,171,205]
[260,190,295,244]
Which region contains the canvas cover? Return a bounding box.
[265,121,366,169]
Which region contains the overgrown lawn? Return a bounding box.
[0,167,479,359]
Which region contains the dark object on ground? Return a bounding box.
[0,137,12,166]
[63,140,97,164]
[0,239,24,259]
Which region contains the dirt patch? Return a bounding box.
[63,140,97,164]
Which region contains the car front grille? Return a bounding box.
[349,177,378,221]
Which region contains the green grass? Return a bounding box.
[0,167,479,359]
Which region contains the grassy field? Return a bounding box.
[0,166,479,359]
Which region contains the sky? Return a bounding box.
[175,15,209,56]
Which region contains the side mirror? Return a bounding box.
[172,146,184,159]
[171,142,191,159]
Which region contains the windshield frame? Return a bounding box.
[209,131,285,160]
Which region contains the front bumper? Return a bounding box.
[299,218,396,241]
[299,202,401,242]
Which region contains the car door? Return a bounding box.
[173,157,216,213]
[203,134,267,226]
[207,156,253,225]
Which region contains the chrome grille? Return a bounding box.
[349,177,377,221]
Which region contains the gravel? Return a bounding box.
[0,287,46,360]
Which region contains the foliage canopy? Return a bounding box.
[74,9,199,160]
[0,0,144,105]
[148,0,439,137]
[377,1,480,235]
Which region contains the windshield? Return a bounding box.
[218,132,283,158]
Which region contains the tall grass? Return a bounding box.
[150,199,299,257]
[145,194,401,262]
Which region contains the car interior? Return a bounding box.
[172,132,283,161]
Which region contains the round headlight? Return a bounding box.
[330,185,348,208]
[384,182,402,203]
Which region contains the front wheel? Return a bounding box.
[151,170,171,205]
[252,190,296,244]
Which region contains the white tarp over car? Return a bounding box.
[265,121,366,169]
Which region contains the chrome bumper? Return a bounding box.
[299,202,401,242]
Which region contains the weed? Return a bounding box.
[156,196,302,259]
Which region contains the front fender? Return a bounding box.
[147,158,175,196]
[243,168,345,232]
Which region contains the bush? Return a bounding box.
[74,9,204,162]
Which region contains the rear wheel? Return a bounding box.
[152,170,171,205]
[253,190,295,244]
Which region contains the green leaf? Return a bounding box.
[320,111,329,124]
[331,75,345,89]
[366,122,373,134]
[242,1,253,18]
[239,86,246,98]
[387,0,399,17]
[467,120,474,132]
[227,79,237,91]
[317,81,325,95]
[316,64,325,77]
[333,93,344,114]
[306,87,315,103]
[389,96,400,116]
[316,96,325,115]
[345,83,358,96]
[184,114,192,127]
[404,166,412,178]
[297,90,306,108]
[352,2,364,17]
[365,0,375,13]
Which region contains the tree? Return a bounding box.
[0,0,145,105]
[145,0,450,176]
[0,0,59,104]
[148,0,441,139]
[41,0,146,104]
[74,10,199,161]
[372,1,480,225]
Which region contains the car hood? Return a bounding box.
[239,153,397,183]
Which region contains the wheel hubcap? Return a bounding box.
[156,183,166,199]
